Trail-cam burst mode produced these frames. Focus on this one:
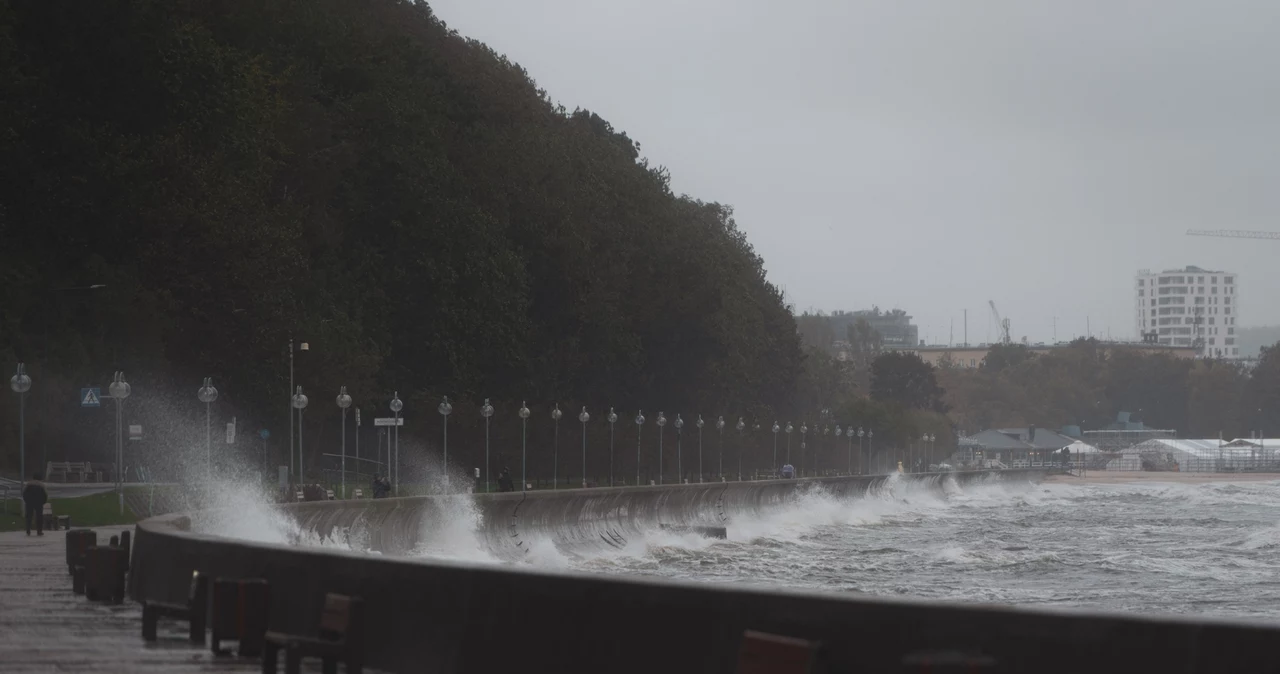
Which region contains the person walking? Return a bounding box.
[22,473,48,536]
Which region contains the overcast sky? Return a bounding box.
[431,0,1280,344]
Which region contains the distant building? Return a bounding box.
[1135,266,1239,358]
[828,308,917,347]
[905,341,1199,369]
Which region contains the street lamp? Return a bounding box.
[857,427,865,474]
[715,415,725,481]
[481,398,494,493]
[867,429,874,473]
[785,422,794,467]
[635,410,645,485]
[551,403,562,489]
[518,402,531,492]
[198,377,218,479]
[771,422,781,477]
[389,392,402,495]
[675,414,684,483]
[336,387,352,498]
[800,423,808,477]
[287,339,308,487]
[607,407,618,487]
[578,406,590,488]
[837,425,847,474]
[10,364,31,489]
[735,417,745,481]
[108,372,131,515]
[696,415,706,483]
[656,412,667,485]
[438,396,453,489]
[292,386,309,484]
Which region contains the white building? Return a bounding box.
[1135,266,1239,358]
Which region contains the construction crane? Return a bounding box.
[988,300,1011,345]
[1186,229,1280,240]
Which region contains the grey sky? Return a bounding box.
[431,0,1280,344]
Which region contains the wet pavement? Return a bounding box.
[0,525,344,672]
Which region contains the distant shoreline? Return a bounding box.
[1043,472,1280,485]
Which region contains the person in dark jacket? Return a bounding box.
[23,473,48,536]
[497,467,515,492]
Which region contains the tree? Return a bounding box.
[870,352,947,413]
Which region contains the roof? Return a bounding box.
[1131,438,1277,460]
[968,428,1077,451]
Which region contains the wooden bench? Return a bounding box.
[142,571,209,644]
[46,461,94,483]
[263,593,364,674]
[737,630,823,674]
[211,577,270,657]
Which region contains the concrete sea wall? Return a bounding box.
[127,469,1280,673]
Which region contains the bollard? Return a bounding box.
[84,546,128,603]
[72,565,86,595]
[66,530,97,575]
[210,578,270,656]
[119,530,131,569]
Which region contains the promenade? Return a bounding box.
[0,525,337,673]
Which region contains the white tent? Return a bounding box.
[1066,440,1101,454]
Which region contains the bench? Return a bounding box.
[352,489,363,499]
[263,593,364,674]
[142,571,209,644]
[737,631,823,674]
[42,503,54,531]
[211,577,270,657]
[46,461,94,483]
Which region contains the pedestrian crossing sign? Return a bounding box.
[80,387,101,407]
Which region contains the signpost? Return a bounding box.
[80,388,101,408]
[373,417,404,426]
[226,416,237,444]
[128,424,142,441]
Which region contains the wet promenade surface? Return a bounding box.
[0,525,350,673]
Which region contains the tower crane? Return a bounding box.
[988,300,1011,345]
[1186,229,1280,240]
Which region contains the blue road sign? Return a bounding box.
[80,388,101,408]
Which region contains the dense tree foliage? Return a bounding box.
[938,338,1277,439]
[0,0,804,480]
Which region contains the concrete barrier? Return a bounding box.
[271,469,1044,558]
[129,486,1280,674]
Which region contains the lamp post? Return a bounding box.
[771,422,780,477]
[753,421,760,478]
[836,425,845,474]
[867,429,874,473]
[785,422,794,467]
[10,364,31,489]
[715,415,725,481]
[656,412,667,485]
[675,414,684,483]
[518,402,530,492]
[822,425,830,476]
[578,406,590,488]
[439,396,453,489]
[551,404,562,489]
[198,378,218,480]
[607,407,618,487]
[735,417,745,481]
[292,386,308,484]
[857,427,865,475]
[337,387,352,498]
[287,339,308,484]
[108,372,130,515]
[800,423,808,477]
[389,392,402,495]
[481,398,494,493]
[635,411,645,485]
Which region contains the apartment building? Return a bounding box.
[1135,266,1239,358]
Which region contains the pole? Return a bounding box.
[355,410,360,486]
[521,416,527,493]
[298,408,304,484]
[773,433,778,476]
[393,408,399,496]
[341,407,347,499]
[636,421,642,486]
[485,415,491,494]
[553,419,559,490]
[18,392,24,487]
[698,425,703,483]
[443,414,449,489]
[288,339,294,484]
[116,397,123,515]
[205,402,211,480]
[658,426,664,485]
[581,418,587,489]
[609,419,615,487]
